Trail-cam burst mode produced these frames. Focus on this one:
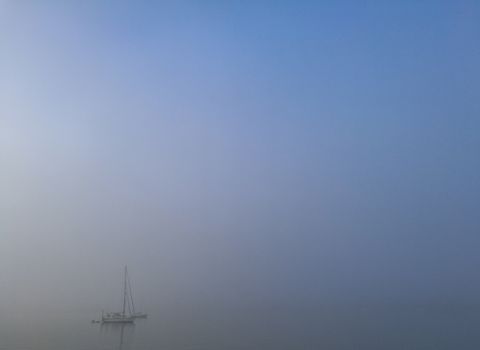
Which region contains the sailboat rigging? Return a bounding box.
[126,267,148,319]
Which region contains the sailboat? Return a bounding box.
[126,267,148,319]
[102,266,135,323]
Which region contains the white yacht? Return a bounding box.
[101,266,135,324]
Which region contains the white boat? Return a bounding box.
[101,266,135,324]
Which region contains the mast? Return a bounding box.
[122,266,128,316]
[127,270,136,314]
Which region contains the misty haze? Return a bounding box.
[1,1,479,349]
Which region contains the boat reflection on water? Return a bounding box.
[100,322,135,350]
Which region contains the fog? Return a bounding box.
[1,0,480,322]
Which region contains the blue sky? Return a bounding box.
[1,1,479,309]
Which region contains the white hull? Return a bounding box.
[102,311,135,324]
[102,319,134,323]
[102,316,134,324]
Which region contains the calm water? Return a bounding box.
[1,305,480,349]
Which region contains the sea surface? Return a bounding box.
[1,304,480,349]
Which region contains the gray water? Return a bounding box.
[2,304,480,350]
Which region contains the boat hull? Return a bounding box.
[102,312,135,324]
[102,317,134,324]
